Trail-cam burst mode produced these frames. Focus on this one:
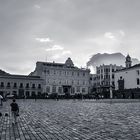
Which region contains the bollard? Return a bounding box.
[0,112,2,117]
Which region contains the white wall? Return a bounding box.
[115,67,140,90]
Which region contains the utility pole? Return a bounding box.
[110,85,113,99]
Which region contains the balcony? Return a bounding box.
[25,86,30,89]
[13,86,17,89]
[0,86,4,89]
[6,86,11,89]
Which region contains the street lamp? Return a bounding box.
[110,84,113,99]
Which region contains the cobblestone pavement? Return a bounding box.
[0,99,140,140]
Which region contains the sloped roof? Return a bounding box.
[115,63,140,72]
[0,69,10,76]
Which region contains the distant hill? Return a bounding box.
[0,69,10,75]
[87,53,140,68]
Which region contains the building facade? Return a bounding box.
[115,64,140,90]
[94,64,123,97]
[115,55,140,90]
[89,74,97,92]
[114,55,140,98]
[30,58,91,96]
[0,74,44,98]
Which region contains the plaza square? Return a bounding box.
[0,99,140,140]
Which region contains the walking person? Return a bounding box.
[10,99,19,124]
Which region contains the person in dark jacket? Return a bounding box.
[10,99,19,124]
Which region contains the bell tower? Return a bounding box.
[125,54,132,68]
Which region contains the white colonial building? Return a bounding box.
[0,72,44,98]
[115,55,140,90]
[30,58,90,96]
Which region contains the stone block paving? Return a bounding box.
[0,99,140,140]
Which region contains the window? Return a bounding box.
[54,70,56,74]
[25,91,30,97]
[52,86,56,93]
[101,75,103,79]
[31,91,36,97]
[44,70,46,73]
[13,83,17,88]
[7,82,10,87]
[112,81,115,86]
[112,74,114,79]
[105,75,109,79]
[0,82,4,87]
[72,72,74,76]
[72,80,74,84]
[82,88,85,93]
[77,80,79,85]
[77,87,80,92]
[83,73,85,76]
[47,70,50,74]
[101,69,103,73]
[58,87,62,93]
[20,83,23,88]
[77,72,79,76]
[83,81,85,85]
[46,86,50,93]
[136,70,140,75]
[137,78,140,85]
[26,83,29,88]
[59,71,61,75]
[32,84,35,89]
[38,84,41,89]
[72,87,75,93]
[105,68,108,73]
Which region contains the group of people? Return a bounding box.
[0,96,19,124]
[0,98,19,124]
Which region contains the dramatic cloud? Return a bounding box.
[83,30,126,54]
[0,0,140,74]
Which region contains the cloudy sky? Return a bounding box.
[0,0,140,74]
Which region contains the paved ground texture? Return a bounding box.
[0,99,140,140]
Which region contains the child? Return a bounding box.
[10,99,19,124]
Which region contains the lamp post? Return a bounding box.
[110,85,113,99]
